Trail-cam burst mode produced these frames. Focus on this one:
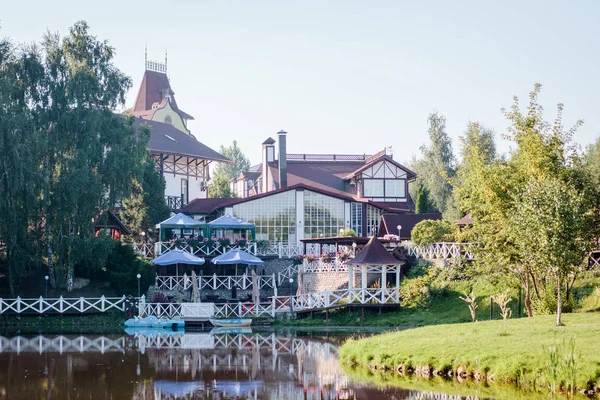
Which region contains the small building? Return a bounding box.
[378,213,442,240]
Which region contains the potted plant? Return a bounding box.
[337,252,349,262]
[306,254,316,263]
[235,237,247,248]
[321,253,332,263]
[219,236,231,249]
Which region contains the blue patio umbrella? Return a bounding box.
[153,380,205,397]
[212,248,264,266]
[151,249,205,278]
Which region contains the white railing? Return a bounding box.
[155,273,277,292]
[302,257,349,273]
[0,296,127,315]
[406,242,475,260]
[131,241,258,258]
[0,335,127,354]
[277,264,298,285]
[255,243,302,258]
[290,288,400,311]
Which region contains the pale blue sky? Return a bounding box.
[2,1,599,165]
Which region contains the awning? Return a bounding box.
[151,249,205,266]
[208,214,254,229]
[212,249,264,266]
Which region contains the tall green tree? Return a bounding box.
[458,84,598,321]
[411,112,456,218]
[0,22,150,292]
[208,140,248,198]
[414,184,432,214]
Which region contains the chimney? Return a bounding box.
[277,130,288,188]
[261,137,276,193]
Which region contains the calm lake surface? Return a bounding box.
[0,328,489,400]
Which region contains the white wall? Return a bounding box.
[164,174,207,202]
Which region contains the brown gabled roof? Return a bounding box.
[455,212,473,226]
[133,70,194,121]
[94,210,132,235]
[343,154,417,181]
[348,235,403,265]
[181,198,233,214]
[136,118,230,162]
[378,213,442,239]
[287,161,363,192]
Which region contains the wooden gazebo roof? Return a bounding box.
[348,236,403,265]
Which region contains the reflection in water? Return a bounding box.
[0,330,485,400]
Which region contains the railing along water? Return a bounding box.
[0,296,127,315]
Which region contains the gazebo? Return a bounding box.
[208,214,255,241]
[347,235,404,304]
[157,213,206,241]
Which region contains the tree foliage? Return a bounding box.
[411,112,456,218]
[0,22,152,292]
[457,84,598,323]
[208,140,249,198]
[411,219,454,246]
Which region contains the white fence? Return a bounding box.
[155,273,277,293]
[139,286,400,319]
[131,241,258,258]
[0,296,127,315]
[406,242,475,260]
[255,243,302,258]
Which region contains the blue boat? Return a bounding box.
[124,315,185,329]
[209,318,252,327]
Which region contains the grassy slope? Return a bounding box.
[340,312,600,390]
[277,279,516,327]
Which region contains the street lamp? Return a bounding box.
[44,275,49,298]
[141,231,146,243]
[136,274,141,298]
[397,225,402,241]
[288,278,294,313]
[352,242,357,257]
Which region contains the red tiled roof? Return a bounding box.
[348,235,403,265]
[378,213,442,239]
[133,70,194,121]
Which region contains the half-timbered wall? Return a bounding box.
[360,160,408,202]
[153,153,210,201]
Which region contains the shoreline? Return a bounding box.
[339,312,600,398]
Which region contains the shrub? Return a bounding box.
[411,219,455,246]
[339,228,356,237]
[293,255,305,265]
[104,242,155,296]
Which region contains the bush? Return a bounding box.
[411,219,455,246]
[339,228,356,237]
[104,242,155,296]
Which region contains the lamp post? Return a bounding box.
[136,274,141,298]
[352,242,357,257]
[44,275,49,298]
[397,225,402,241]
[141,231,146,242]
[289,278,294,313]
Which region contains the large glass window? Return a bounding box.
[304,191,345,238]
[366,205,384,236]
[351,202,363,237]
[363,179,383,197]
[233,191,296,244]
[385,179,406,197]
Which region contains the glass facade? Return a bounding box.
[351,202,363,237]
[366,205,383,236]
[304,190,345,238]
[233,191,296,244]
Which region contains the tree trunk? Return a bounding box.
[524,278,533,317]
[556,274,563,326]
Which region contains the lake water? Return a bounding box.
[0,328,489,399]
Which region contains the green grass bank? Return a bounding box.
[340,312,600,395]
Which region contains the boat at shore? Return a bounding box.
[125,315,185,329]
[209,318,252,328]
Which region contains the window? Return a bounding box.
[351,202,363,237]
[181,179,189,204]
[385,179,405,197]
[366,205,383,236]
[233,191,296,244]
[363,179,384,197]
[267,146,275,162]
[304,191,345,239]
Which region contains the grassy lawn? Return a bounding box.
[340,312,600,393]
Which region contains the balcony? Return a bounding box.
[165,195,184,211]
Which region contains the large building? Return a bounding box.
[131,56,229,209]
[183,131,417,245]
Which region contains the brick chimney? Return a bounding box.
[277,130,287,188]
